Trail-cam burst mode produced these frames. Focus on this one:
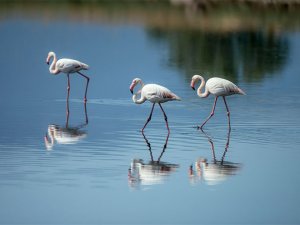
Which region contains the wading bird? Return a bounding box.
[46,51,90,102]
[129,78,180,133]
[190,75,245,130]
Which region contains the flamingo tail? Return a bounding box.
[237,87,246,95]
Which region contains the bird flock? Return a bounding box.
[46,51,246,132]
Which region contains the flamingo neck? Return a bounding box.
[132,80,146,104]
[196,75,209,98]
[48,52,60,74]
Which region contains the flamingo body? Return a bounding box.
[55,58,89,74]
[205,77,245,96]
[141,84,180,103]
[129,78,180,132]
[190,75,245,129]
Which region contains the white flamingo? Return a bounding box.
[190,75,246,129]
[46,51,90,102]
[129,78,181,133]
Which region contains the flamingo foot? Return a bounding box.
[197,125,205,131]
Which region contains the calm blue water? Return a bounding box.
[1,4,300,224]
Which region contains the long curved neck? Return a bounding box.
[196,75,209,98]
[49,53,59,74]
[132,81,146,104]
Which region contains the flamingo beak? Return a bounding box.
[46,61,49,65]
[190,81,195,90]
[129,83,134,94]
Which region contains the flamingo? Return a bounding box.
[46,51,90,102]
[129,78,181,133]
[190,75,245,130]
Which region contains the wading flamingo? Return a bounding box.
[46,51,90,102]
[190,75,245,130]
[129,78,180,133]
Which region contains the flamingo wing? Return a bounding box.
[57,59,88,73]
[207,77,243,96]
[143,84,180,103]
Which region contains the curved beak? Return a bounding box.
[190,80,195,90]
[46,61,49,65]
[129,83,134,94]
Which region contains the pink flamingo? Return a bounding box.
[190,75,245,130]
[129,78,181,133]
[46,51,90,102]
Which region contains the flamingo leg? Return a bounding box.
[66,73,70,117]
[84,102,88,125]
[66,98,70,128]
[221,127,231,164]
[158,103,170,133]
[77,71,90,103]
[222,96,231,130]
[142,103,155,133]
[199,96,218,130]
[157,132,170,162]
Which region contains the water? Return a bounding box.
[1,2,300,224]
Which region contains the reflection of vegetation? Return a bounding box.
[147,29,289,82]
[0,1,294,83]
[1,1,300,32]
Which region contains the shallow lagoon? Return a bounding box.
[0,2,300,224]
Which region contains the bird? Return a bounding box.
[129,78,181,133]
[190,75,245,130]
[46,51,90,102]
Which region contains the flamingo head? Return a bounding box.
[46,51,55,65]
[190,75,202,90]
[129,78,142,94]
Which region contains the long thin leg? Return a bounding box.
[141,132,153,161]
[66,73,70,119]
[200,129,216,163]
[222,96,231,130]
[157,132,170,162]
[158,103,170,133]
[221,127,231,164]
[84,102,88,125]
[142,103,155,133]
[66,99,70,128]
[77,71,90,103]
[199,96,218,130]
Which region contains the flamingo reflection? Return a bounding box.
[128,133,179,188]
[189,129,241,186]
[44,102,88,150]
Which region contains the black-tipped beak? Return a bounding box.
[46,61,49,65]
[130,89,133,94]
[191,86,195,91]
